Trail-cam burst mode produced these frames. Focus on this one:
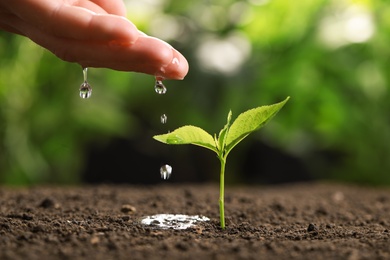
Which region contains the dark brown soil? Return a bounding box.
[1,183,389,260]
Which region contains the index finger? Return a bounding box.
[6,0,139,44]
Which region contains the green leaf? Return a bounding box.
[225,97,290,155]
[153,125,218,153]
[217,111,232,154]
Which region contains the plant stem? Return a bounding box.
[219,157,226,229]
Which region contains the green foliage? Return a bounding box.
[1,0,390,186]
[154,97,289,157]
[0,35,133,184]
[154,97,289,228]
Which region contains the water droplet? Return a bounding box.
[160,164,172,180]
[79,81,92,99]
[79,67,92,99]
[83,67,88,81]
[155,80,167,94]
[160,114,167,124]
[167,135,183,144]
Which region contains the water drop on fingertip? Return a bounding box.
[83,67,88,81]
[155,80,167,94]
[160,164,172,180]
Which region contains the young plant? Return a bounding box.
[153,97,290,229]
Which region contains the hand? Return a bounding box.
[0,0,188,80]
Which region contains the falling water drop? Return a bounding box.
[79,82,92,99]
[155,79,167,94]
[160,164,172,180]
[79,67,92,99]
[155,77,171,180]
[160,114,167,124]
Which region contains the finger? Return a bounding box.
[43,4,139,44]
[80,43,189,80]
[0,13,24,35]
[60,36,189,79]
[1,7,188,79]
[7,0,138,44]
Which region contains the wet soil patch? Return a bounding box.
[0,183,389,259]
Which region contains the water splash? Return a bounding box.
[79,67,92,99]
[141,214,210,230]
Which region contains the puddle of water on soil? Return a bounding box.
[141,214,210,230]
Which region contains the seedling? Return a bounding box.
[153,97,290,229]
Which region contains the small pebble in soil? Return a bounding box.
[30,225,46,233]
[307,223,318,232]
[38,198,56,209]
[120,204,137,214]
[121,216,130,221]
[90,236,100,245]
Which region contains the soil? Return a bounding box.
[0,183,389,260]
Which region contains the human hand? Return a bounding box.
[0,0,188,80]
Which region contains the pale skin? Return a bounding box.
[0,0,189,80]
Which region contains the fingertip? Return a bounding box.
[156,49,189,80]
[170,49,189,80]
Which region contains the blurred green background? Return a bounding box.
[1,0,389,185]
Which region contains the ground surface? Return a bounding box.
[0,183,389,260]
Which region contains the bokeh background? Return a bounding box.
[1,0,389,185]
